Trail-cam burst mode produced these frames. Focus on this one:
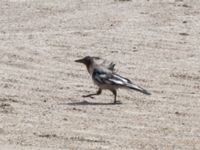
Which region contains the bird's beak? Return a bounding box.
[75,58,84,63]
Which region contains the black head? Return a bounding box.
[75,56,93,66]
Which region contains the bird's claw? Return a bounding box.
[82,95,94,99]
[113,101,122,104]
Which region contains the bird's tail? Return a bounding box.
[126,83,151,95]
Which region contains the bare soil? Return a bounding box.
[0,0,200,149]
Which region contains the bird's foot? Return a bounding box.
[82,95,94,99]
[113,100,122,104]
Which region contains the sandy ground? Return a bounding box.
[0,0,200,149]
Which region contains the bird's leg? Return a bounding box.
[82,88,102,98]
[111,90,117,104]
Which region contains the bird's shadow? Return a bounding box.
[67,100,122,106]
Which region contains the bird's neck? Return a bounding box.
[86,64,93,75]
[86,60,95,75]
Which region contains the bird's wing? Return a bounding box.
[92,68,129,86]
[92,68,151,95]
[107,62,116,71]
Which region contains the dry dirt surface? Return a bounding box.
[0,0,200,149]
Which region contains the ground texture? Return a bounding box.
[0,0,200,149]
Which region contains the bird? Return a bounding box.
[75,56,151,104]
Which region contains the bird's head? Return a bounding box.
[75,56,100,66]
